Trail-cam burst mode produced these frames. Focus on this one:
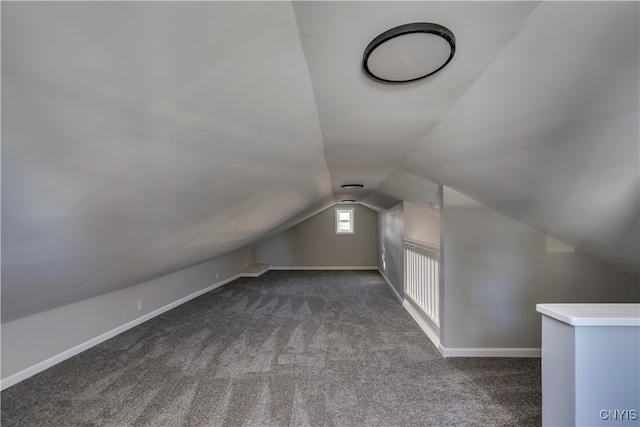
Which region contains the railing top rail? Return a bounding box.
[403,239,440,255]
[404,241,440,260]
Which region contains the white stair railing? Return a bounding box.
[404,241,440,326]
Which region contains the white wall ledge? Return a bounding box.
[536,303,640,326]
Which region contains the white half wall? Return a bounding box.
[441,186,640,351]
[1,247,254,389]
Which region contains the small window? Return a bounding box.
[335,207,354,234]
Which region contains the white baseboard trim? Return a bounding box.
[403,300,440,349]
[269,266,378,271]
[377,268,403,304]
[240,267,269,278]
[438,345,541,358]
[404,294,440,327]
[0,274,240,391]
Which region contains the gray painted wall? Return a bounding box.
[1,247,254,381]
[403,201,440,248]
[442,187,640,349]
[255,204,378,267]
[378,203,404,296]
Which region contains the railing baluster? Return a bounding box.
[430,258,434,317]
[408,249,412,299]
[402,241,440,326]
[428,254,432,312]
[422,255,429,314]
[417,253,422,309]
[409,249,414,300]
[409,249,412,299]
[434,260,439,321]
[421,253,425,311]
[427,256,431,315]
[404,248,408,297]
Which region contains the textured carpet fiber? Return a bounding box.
[1,271,541,426]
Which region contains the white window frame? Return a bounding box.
[335,207,355,234]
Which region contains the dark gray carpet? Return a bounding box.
[1,271,541,426]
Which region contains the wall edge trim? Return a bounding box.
[378,268,403,303]
[269,266,378,271]
[438,345,541,358]
[0,274,240,391]
[403,299,440,349]
[240,267,270,278]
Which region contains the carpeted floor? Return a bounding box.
[1,271,541,426]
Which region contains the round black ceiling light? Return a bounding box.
[341,184,364,189]
[363,22,456,83]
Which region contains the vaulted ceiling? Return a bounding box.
[2,1,638,322]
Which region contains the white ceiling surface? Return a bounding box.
[2,2,638,321]
[293,1,541,202]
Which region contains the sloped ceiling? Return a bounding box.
[293,1,540,201]
[2,1,638,321]
[1,2,332,321]
[294,1,639,274]
[399,1,639,275]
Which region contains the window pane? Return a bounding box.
[338,221,351,231]
[338,211,351,221]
